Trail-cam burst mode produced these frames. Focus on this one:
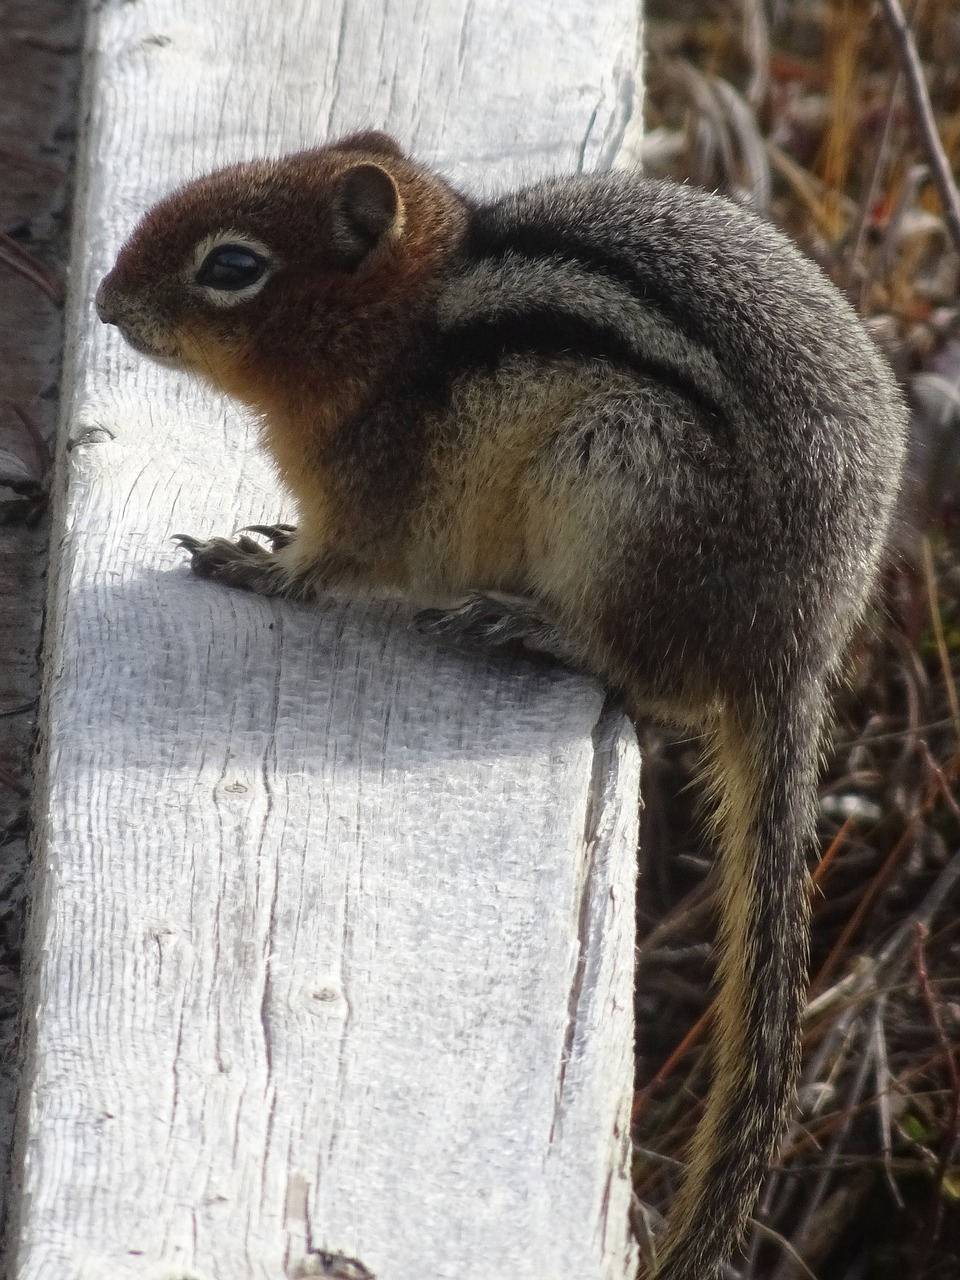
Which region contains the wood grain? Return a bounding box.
[12,2,644,1277]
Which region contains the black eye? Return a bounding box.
[195,245,268,291]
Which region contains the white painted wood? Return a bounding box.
[13,2,644,1278]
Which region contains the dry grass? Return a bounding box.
[636,2,960,1276]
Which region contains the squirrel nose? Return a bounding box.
[95,277,118,324]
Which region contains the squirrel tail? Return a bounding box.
[650,684,823,1280]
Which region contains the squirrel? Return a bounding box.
[96,130,908,1280]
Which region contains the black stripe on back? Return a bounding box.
[428,304,728,432]
[464,205,702,347]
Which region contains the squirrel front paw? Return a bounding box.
[173,526,298,597]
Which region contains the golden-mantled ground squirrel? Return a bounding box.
[97,130,908,1280]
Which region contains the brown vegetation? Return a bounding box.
[636,2,960,1276]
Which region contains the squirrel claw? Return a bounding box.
[239,522,297,550]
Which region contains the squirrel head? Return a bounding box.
[96,131,467,409]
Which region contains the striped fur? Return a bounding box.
[98,135,909,1280]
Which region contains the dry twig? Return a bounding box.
[877,0,960,259]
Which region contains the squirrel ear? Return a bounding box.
[329,162,400,270]
[330,130,406,160]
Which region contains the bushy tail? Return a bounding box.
[650,687,823,1280]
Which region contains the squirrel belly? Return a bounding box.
[97,131,908,1280]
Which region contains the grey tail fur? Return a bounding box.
[651,684,822,1280]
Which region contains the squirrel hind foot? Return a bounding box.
[414,591,576,665]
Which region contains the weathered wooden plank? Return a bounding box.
[13,2,643,1278]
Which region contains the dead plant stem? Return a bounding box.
[878,0,960,259]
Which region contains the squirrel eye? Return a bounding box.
[195,245,267,291]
